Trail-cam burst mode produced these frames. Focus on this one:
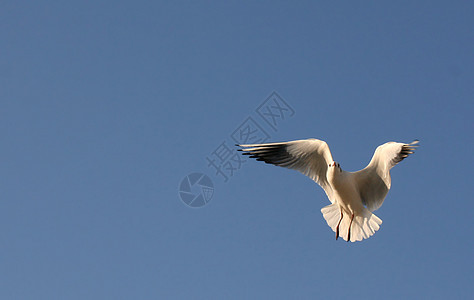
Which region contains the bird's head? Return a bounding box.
[329,161,341,171]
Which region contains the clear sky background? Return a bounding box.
[1,1,473,299]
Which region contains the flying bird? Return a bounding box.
[237,139,419,242]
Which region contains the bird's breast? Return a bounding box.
[328,171,349,194]
[326,167,343,185]
[328,171,363,213]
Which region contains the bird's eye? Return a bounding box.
[328,164,331,167]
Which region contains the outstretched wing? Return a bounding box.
[354,140,419,211]
[237,139,335,202]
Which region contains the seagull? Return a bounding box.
[237,139,419,242]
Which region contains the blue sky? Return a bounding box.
[1,1,473,299]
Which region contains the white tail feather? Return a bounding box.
[321,203,382,242]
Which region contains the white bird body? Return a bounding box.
[237,139,419,242]
[327,169,363,215]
